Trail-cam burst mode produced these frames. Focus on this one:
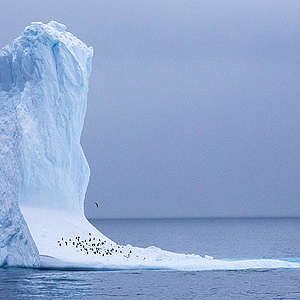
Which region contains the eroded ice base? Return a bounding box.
[21,206,300,272]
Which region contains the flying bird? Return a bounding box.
[95,202,99,208]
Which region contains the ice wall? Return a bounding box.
[0,59,40,267]
[0,21,93,266]
[1,21,92,212]
[16,21,92,212]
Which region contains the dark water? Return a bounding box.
[1,218,300,299]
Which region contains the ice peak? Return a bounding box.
[21,21,91,51]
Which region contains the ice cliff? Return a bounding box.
[0,21,96,266]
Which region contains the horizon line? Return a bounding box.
[87,216,300,220]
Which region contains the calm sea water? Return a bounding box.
[1,218,300,299]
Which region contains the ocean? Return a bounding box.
[1,218,300,299]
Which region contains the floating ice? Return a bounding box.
[0,20,96,267]
[1,21,300,271]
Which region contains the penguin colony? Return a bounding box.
[57,233,136,259]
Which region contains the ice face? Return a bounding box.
[4,21,93,212]
[0,21,93,266]
[14,21,92,212]
[0,74,40,267]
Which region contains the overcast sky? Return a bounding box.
[1,0,300,218]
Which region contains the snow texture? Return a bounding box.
[1,21,300,271]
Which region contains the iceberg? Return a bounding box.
[1,21,300,271]
[0,20,104,267]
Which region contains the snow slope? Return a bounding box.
[1,21,300,271]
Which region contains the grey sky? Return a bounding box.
[1,0,300,218]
